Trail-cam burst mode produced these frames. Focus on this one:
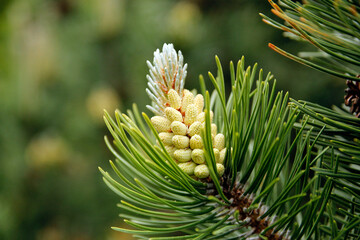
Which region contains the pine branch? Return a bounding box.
[261,1,360,236]
[262,0,360,81]
[101,44,331,239]
[290,99,360,239]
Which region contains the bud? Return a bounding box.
[190,134,203,149]
[164,145,177,158]
[145,43,187,115]
[168,89,181,109]
[194,164,210,179]
[214,133,225,150]
[213,148,220,162]
[191,149,205,164]
[174,149,192,162]
[194,94,204,114]
[216,163,225,176]
[184,104,198,125]
[181,90,194,113]
[211,123,217,136]
[197,112,205,123]
[196,111,213,123]
[159,132,174,146]
[178,161,196,175]
[200,122,217,136]
[165,107,183,122]
[219,148,226,164]
[170,121,187,135]
[188,121,201,137]
[172,135,190,149]
[151,116,171,132]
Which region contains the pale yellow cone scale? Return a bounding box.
[194,164,210,178]
[196,112,206,123]
[165,107,183,122]
[181,90,194,113]
[151,116,171,132]
[213,148,220,163]
[178,161,197,175]
[211,123,217,136]
[190,134,203,149]
[188,121,202,137]
[170,121,187,135]
[172,135,190,149]
[219,148,226,164]
[184,104,198,126]
[194,94,204,114]
[216,163,225,176]
[191,149,205,164]
[214,133,225,150]
[200,122,216,141]
[164,145,177,158]
[196,111,213,123]
[167,89,181,110]
[159,132,174,146]
[174,149,192,162]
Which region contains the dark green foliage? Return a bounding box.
[291,99,360,239]
[261,0,360,238]
[262,0,360,81]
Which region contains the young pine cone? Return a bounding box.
[151,89,226,179]
[147,44,226,179]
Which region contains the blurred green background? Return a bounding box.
[0,0,343,239]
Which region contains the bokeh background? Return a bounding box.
[0,0,344,239]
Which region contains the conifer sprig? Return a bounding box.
[262,0,360,81]
[101,45,328,239]
[261,1,360,237]
[290,99,360,239]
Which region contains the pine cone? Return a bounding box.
[344,79,360,118]
[148,44,226,179]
